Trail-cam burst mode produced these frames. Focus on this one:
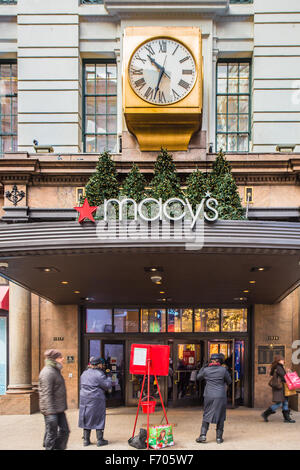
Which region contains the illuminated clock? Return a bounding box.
[128,37,197,105]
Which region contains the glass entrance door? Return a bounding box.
[87,339,125,407]
[208,340,245,407]
[169,340,204,406]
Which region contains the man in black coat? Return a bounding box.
[78,357,112,446]
[38,349,69,450]
[196,353,232,444]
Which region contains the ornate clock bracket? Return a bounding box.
[125,111,202,151]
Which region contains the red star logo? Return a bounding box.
[74,198,98,223]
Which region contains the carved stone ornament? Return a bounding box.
[5,185,26,206]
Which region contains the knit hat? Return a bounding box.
[44,349,62,361]
[89,356,105,366]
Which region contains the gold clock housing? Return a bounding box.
[123,26,203,151]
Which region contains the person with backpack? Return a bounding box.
[261,355,296,423]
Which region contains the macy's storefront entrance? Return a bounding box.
[81,306,252,408]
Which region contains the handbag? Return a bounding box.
[284,371,300,391]
[284,383,297,397]
[268,370,282,390]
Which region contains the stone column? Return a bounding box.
[0,283,39,414]
[7,282,32,392]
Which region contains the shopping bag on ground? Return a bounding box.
[148,424,174,449]
[285,372,300,390]
[128,428,147,449]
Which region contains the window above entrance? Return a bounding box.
[85,307,248,333]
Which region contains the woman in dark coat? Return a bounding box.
[78,357,112,446]
[261,355,295,423]
[196,353,232,444]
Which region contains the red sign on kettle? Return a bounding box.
[129,344,170,376]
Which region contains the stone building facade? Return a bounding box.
[0,0,299,413]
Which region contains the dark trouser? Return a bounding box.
[43,412,70,450]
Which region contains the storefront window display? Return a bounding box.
[221,308,247,332]
[140,309,166,333]
[85,307,248,333]
[114,309,139,333]
[194,309,220,332]
[86,309,112,332]
[168,309,193,333]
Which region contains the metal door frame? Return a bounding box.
[170,339,204,407]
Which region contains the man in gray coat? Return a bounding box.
[38,349,69,450]
[196,353,232,444]
[78,357,112,447]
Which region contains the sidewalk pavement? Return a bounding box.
[0,407,299,450]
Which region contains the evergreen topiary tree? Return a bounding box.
[209,150,244,220]
[149,148,182,201]
[185,168,209,210]
[121,163,147,202]
[85,151,119,206]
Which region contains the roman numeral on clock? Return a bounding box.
[144,87,154,100]
[179,56,189,64]
[182,69,193,75]
[159,40,167,53]
[134,78,146,90]
[131,68,143,75]
[144,44,155,56]
[178,79,190,90]
[135,54,146,64]
[172,89,181,100]
[172,44,179,56]
[158,91,166,103]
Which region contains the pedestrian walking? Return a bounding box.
[196,353,232,444]
[78,356,112,447]
[38,349,70,450]
[261,355,296,423]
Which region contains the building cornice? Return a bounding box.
[104,0,229,17]
[0,152,299,186]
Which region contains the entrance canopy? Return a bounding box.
[0,220,298,306]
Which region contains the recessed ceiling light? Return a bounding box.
[144,266,164,273]
[249,280,256,284]
[156,281,162,285]
[61,281,69,285]
[151,275,162,283]
[160,291,165,294]
[36,267,59,273]
[74,290,80,294]
[251,267,269,272]
[243,290,249,293]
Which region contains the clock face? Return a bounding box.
[128,38,197,105]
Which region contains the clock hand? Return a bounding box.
[148,54,171,79]
[154,68,164,100]
[148,54,163,71]
[154,56,167,100]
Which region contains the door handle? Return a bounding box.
[174,371,180,384]
[129,374,135,382]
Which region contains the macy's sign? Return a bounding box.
[103,194,218,230]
